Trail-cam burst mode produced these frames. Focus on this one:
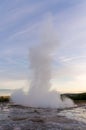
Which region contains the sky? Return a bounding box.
[0,0,86,93]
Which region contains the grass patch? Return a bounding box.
[0,96,10,102]
[62,93,86,103]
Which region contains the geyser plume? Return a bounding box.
[11,17,74,108]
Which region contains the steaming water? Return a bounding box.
[58,105,86,124]
[0,105,9,120]
[11,16,74,108]
[0,104,86,124]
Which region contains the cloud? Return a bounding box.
[0,79,27,89]
[52,60,86,93]
[54,0,86,47]
[0,0,86,92]
[0,1,43,31]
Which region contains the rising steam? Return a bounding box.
[11,16,74,108]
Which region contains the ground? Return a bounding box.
[0,103,86,130]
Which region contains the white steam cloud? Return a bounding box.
[11,16,74,108]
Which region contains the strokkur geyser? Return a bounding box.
[11,17,74,108]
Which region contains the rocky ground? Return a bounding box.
[0,103,86,130]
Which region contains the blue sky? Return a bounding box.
[0,0,86,93]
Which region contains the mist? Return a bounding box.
[11,16,74,108]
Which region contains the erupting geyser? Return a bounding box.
[11,16,74,108]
